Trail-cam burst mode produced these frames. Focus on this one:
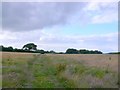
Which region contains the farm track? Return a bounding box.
[22,55,37,88]
[22,54,45,87]
[31,54,64,88]
[12,54,63,88]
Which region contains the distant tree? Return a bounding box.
[50,50,56,54]
[7,46,13,51]
[94,50,102,54]
[44,51,50,53]
[36,50,45,54]
[79,49,89,54]
[79,49,102,54]
[0,46,13,52]
[22,43,37,51]
[14,48,26,52]
[66,48,79,54]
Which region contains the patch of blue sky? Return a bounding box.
[60,21,118,36]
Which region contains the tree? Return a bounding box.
[50,50,56,54]
[22,43,37,51]
[79,49,102,54]
[36,50,45,54]
[8,46,13,51]
[66,48,79,54]
[0,46,13,52]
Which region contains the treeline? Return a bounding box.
[0,45,103,54]
[0,45,53,54]
[108,52,120,54]
[66,48,102,54]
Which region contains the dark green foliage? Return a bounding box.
[0,45,44,54]
[36,50,45,54]
[0,45,13,52]
[79,49,102,54]
[79,49,89,54]
[49,50,56,54]
[57,52,64,54]
[22,43,37,51]
[108,52,120,54]
[66,48,79,54]
[65,48,102,54]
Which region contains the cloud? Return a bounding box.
[2,2,118,32]
[40,33,118,52]
[2,2,86,31]
[0,31,16,39]
[1,0,119,2]
[83,2,118,24]
[0,30,44,48]
[38,31,118,52]
[92,13,117,24]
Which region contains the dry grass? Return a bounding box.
[46,54,118,72]
[1,52,119,88]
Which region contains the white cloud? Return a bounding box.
[83,2,100,11]
[92,13,117,24]
[83,2,118,24]
[0,31,17,39]
[39,32,118,52]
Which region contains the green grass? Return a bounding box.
[84,68,106,79]
[2,54,118,88]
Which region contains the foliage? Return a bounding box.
[0,45,44,54]
[79,49,102,54]
[0,45,13,52]
[22,43,37,51]
[36,50,45,54]
[66,48,79,54]
[66,48,102,54]
[108,52,120,54]
[49,50,56,54]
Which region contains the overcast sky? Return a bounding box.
[1,1,118,53]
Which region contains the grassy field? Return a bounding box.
[1,52,119,88]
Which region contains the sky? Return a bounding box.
[0,1,119,53]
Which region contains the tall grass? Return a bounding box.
[2,53,118,88]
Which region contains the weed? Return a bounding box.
[85,68,106,79]
[56,63,66,73]
[57,75,76,88]
[33,76,55,88]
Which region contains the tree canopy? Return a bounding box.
[66,48,79,54]
[22,43,37,51]
[65,48,102,54]
[0,45,13,52]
